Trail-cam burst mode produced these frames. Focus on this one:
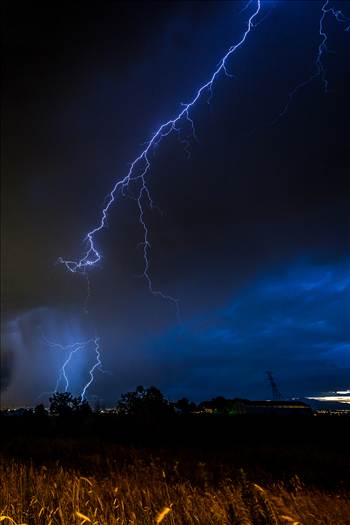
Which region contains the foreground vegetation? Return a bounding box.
[1,451,349,525]
[1,409,349,524]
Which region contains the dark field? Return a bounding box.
[1,414,349,524]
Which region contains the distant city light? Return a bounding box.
[307,393,350,404]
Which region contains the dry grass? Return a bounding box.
[0,457,349,525]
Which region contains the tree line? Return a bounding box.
[8,386,239,417]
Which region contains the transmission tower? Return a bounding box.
[266,371,283,401]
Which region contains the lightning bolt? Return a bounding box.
[39,0,348,402]
[41,334,104,398]
[58,0,262,317]
[275,0,350,121]
[55,342,86,393]
[81,336,102,399]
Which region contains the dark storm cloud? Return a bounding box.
[2,1,349,405]
[151,258,350,401]
[0,345,15,396]
[1,308,98,407]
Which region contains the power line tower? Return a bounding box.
[266,371,283,401]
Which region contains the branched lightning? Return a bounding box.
[275,0,350,121]
[42,334,104,399]
[49,0,349,402]
[58,0,262,318]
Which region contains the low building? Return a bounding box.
[233,399,312,416]
[197,398,312,415]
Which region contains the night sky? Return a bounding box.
[2,0,350,407]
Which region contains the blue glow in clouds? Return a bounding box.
[42,334,103,399]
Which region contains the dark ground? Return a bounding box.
[1,414,349,490]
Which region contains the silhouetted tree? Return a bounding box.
[75,398,93,417]
[34,403,47,417]
[49,392,75,416]
[199,396,240,415]
[174,397,197,414]
[117,385,174,418]
[211,396,229,413]
[49,392,91,416]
